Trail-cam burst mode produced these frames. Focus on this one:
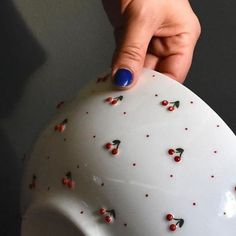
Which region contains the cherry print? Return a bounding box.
[169,224,177,231]
[165,213,184,232]
[96,74,109,83]
[161,100,169,106]
[104,215,112,223]
[112,148,119,155]
[62,177,69,185]
[111,100,118,105]
[168,148,184,163]
[105,143,112,150]
[168,149,175,155]
[166,214,173,221]
[29,174,37,189]
[174,156,181,162]
[99,208,107,215]
[98,208,116,223]
[104,95,123,105]
[161,100,180,111]
[105,97,113,103]
[168,106,175,111]
[61,172,75,189]
[54,119,68,133]
[56,101,64,109]
[104,140,121,156]
[67,180,75,189]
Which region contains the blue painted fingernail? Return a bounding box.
[113,68,133,87]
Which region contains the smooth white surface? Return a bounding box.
[21,68,236,235]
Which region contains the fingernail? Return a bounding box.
[113,68,133,87]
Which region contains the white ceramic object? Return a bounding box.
[20,68,236,236]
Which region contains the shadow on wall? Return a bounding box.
[0,1,46,235]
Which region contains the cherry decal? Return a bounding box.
[56,101,65,109]
[104,95,123,106]
[104,140,121,156]
[168,148,184,163]
[29,174,37,189]
[61,171,75,189]
[161,100,180,111]
[165,213,184,232]
[54,118,68,133]
[96,74,109,83]
[98,208,116,224]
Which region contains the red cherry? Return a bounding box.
[54,125,60,131]
[67,180,75,189]
[168,106,175,111]
[104,215,112,223]
[62,177,69,185]
[99,208,106,215]
[166,214,174,221]
[105,143,112,149]
[162,100,169,106]
[105,97,113,102]
[58,124,66,132]
[174,156,181,162]
[168,149,175,155]
[112,148,119,155]
[169,224,177,231]
[56,101,64,109]
[111,100,118,105]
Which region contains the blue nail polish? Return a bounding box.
[113,68,133,87]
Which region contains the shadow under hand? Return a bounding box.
[0,1,46,235]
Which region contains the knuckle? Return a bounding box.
[118,44,144,63]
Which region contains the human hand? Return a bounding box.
[102,0,201,90]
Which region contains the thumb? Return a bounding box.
[111,15,154,89]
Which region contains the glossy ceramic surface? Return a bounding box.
[20,68,236,236]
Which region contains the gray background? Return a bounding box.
[0,0,235,235]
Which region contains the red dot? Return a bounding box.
[169,224,177,231]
